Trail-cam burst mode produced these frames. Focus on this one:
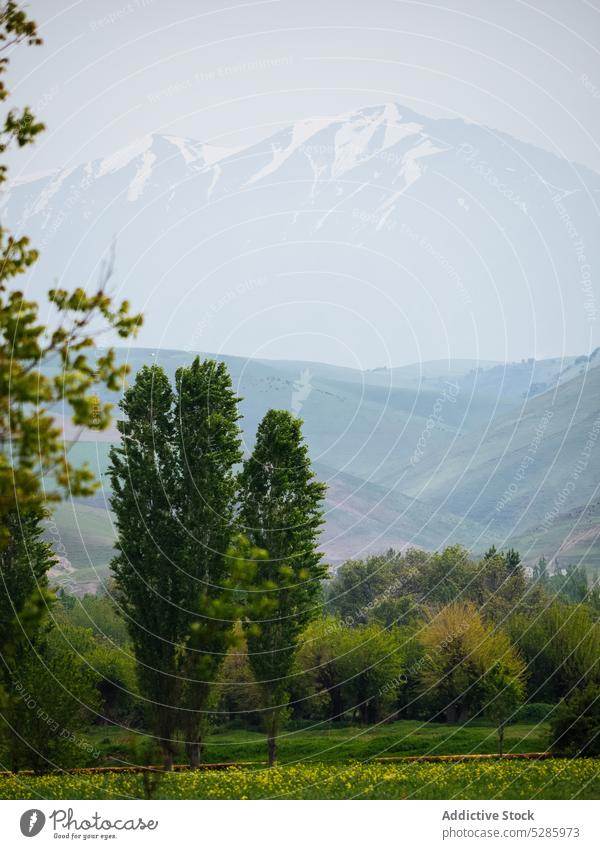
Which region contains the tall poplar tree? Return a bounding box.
[174,357,245,766]
[239,410,327,766]
[109,365,183,770]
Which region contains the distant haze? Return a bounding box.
[6,0,600,367]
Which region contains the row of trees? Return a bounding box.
[34,569,600,768]
[108,361,326,767]
[5,507,594,769]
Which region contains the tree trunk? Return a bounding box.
[186,738,203,768]
[267,709,279,767]
[445,703,459,724]
[162,748,174,772]
[367,700,378,724]
[498,723,505,756]
[330,685,344,722]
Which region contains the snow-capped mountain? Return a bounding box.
[3,103,600,366]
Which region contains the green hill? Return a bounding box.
[397,366,600,538]
[41,348,600,591]
[509,500,600,576]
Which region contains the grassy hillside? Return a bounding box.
[509,499,600,575]
[318,462,496,561]
[46,500,116,594]
[398,366,600,539]
[42,348,600,589]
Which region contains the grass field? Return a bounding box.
[86,719,551,767]
[2,720,595,800]
[1,759,598,800]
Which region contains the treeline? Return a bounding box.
[217,547,600,755]
[320,548,600,726]
[29,538,600,772]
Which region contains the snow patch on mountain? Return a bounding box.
[24,167,74,219]
[164,135,198,165]
[374,138,448,228]
[97,135,154,177]
[331,106,423,177]
[127,150,157,201]
[246,116,335,185]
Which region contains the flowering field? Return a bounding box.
[1,759,598,800]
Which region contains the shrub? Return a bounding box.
[550,684,600,757]
[513,702,558,724]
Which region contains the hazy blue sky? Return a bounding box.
[11,0,600,175]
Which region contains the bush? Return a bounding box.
[550,684,600,757]
[1,641,101,772]
[512,702,558,724]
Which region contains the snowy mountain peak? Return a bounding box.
[4,102,599,368]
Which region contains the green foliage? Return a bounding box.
[108,360,263,767]
[239,409,327,764]
[215,628,263,726]
[325,550,407,622]
[550,683,600,757]
[0,1,140,771]
[512,702,557,724]
[482,660,525,753]
[55,589,130,646]
[418,601,526,724]
[547,564,600,608]
[50,622,138,724]
[108,365,183,767]
[509,602,600,703]
[297,617,404,723]
[472,550,528,619]
[2,636,101,772]
[533,556,549,585]
[327,545,531,624]
[174,358,246,765]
